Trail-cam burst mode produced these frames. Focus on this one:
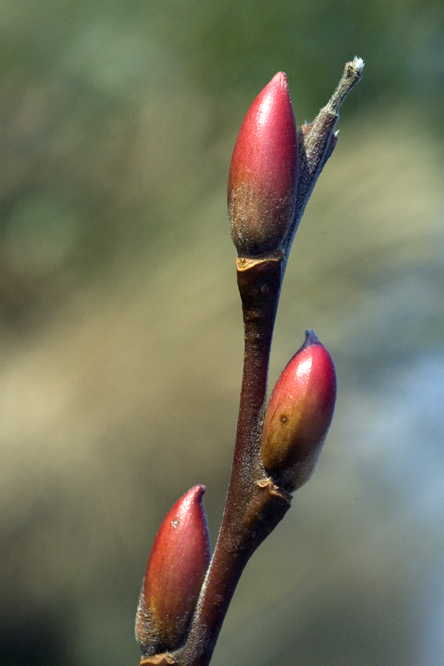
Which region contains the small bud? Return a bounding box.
[261,330,336,492]
[228,72,298,258]
[136,485,211,656]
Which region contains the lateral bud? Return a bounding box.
[261,330,337,492]
[228,71,298,258]
[136,485,211,656]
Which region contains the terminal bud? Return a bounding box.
[136,485,211,656]
[261,330,336,492]
[228,72,298,257]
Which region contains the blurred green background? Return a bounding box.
[1,1,443,664]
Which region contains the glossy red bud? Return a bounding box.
[228,71,298,257]
[136,485,211,656]
[261,330,336,492]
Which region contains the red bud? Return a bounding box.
[228,72,298,257]
[261,330,336,492]
[136,485,211,656]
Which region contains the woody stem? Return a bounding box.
[174,256,291,666]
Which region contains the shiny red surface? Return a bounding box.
[228,72,298,256]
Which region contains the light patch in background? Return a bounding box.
[342,352,444,666]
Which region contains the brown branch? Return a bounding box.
[175,255,290,666]
[283,57,364,260]
[137,57,363,666]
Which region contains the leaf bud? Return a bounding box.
[228,71,298,258]
[136,485,211,656]
[261,330,336,492]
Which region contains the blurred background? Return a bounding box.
[1,1,443,664]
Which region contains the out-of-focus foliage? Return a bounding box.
[0,1,443,665]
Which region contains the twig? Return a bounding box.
[137,57,363,666]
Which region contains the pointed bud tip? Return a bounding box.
[270,71,288,88]
[184,483,206,503]
[303,329,320,347]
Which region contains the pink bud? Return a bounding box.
[261,330,336,492]
[136,485,211,655]
[228,72,298,257]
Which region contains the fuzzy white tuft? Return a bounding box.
[351,56,365,74]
